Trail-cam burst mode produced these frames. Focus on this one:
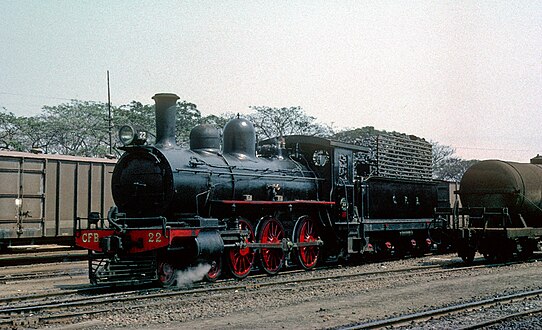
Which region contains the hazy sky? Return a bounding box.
[1,1,541,162]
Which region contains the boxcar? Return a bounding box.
[0,150,115,250]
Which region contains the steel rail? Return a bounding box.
[458,306,542,330]
[0,263,449,328]
[0,269,87,283]
[343,289,542,329]
[4,254,538,309]
[2,254,538,306]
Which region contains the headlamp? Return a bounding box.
[119,125,136,145]
[119,125,147,146]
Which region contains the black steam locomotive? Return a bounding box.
[76,93,450,286]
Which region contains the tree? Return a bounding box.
[176,101,202,146]
[0,108,23,150]
[113,101,156,146]
[432,141,478,181]
[38,100,111,156]
[1,98,227,156]
[16,115,56,152]
[432,142,454,170]
[114,101,154,132]
[248,106,333,140]
[435,157,479,182]
[201,113,232,128]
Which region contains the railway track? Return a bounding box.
[460,306,542,330]
[0,269,87,283]
[0,248,87,267]
[343,289,542,329]
[0,255,475,304]
[0,258,529,328]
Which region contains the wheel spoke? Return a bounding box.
[258,217,285,275]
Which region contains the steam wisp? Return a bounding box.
[175,263,211,288]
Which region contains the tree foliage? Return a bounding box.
[0,100,478,183]
[432,141,478,181]
[37,101,111,156]
[248,106,333,140]
[176,101,203,147]
[114,101,155,133]
[0,108,23,150]
[0,100,231,157]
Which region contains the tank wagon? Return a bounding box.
[76,93,449,286]
[0,151,115,251]
[437,158,542,262]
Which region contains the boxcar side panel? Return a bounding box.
[58,162,76,237]
[19,158,45,238]
[0,157,22,240]
[44,160,58,238]
[76,163,91,230]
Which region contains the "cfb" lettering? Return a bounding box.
[82,233,99,243]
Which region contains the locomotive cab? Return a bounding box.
[259,136,370,254]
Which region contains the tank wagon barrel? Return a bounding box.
[459,160,542,226]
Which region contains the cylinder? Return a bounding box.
[152,93,179,149]
[459,160,542,227]
[195,231,224,257]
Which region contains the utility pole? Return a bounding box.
[107,70,112,155]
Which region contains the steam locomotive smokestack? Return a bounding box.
[152,93,180,148]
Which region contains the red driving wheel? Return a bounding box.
[157,261,176,287]
[294,216,319,270]
[204,256,222,282]
[258,217,285,275]
[228,219,255,278]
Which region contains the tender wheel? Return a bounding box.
[257,216,285,275]
[459,248,476,264]
[483,253,496,262]
[157,261,177,287]
[204,257,222,282]
[517,240,535,259]
[293,216,320,270]
[228,219,255,279]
